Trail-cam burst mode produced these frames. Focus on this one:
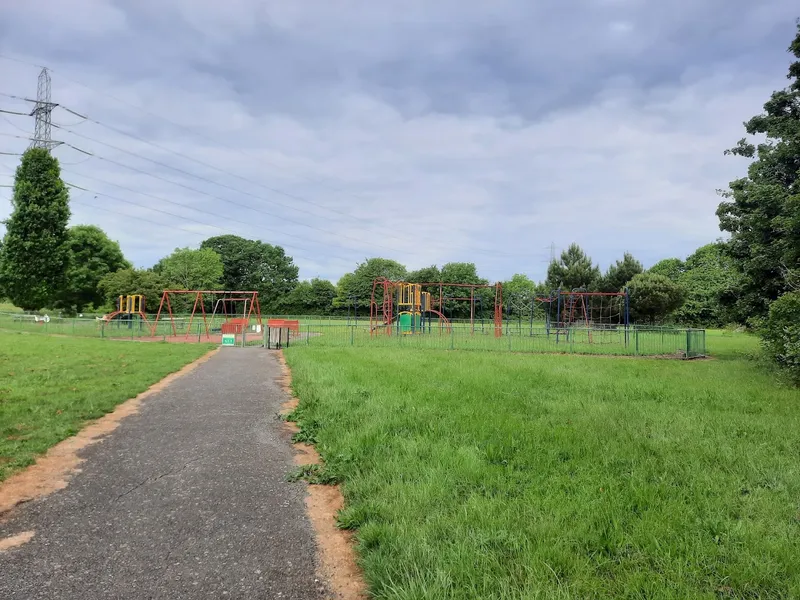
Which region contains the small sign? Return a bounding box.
[222,334,236,347]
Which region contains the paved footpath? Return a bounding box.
[0,348,327,599]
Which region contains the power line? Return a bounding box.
[51,134,444,259]
[0,57,515,259]
[1,130,387,261]
[61,167,357,261]
[57,112,516,258]
[53,122,350,224]
[1,112,31,134]
[62,181,357,266]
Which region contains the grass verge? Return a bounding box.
[284,335,800,599]
[0,331,213,481]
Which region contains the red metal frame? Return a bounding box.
[369,279,503,338]
[150,290,263,340]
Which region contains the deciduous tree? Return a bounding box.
[626,273,685,324]
[648,258,685,282]
[407,265,441,283]
[97,268,167,313]
[674,243,738,327]
[62,225,130,312]
[716,21,800,322]
[199,235,299,311]
[154,247,223,291]
[279,278,337,315]
[334,258,407,306]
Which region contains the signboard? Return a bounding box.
[222,333,236,347]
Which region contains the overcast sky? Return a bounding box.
[0,1,797,283]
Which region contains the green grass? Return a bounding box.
[284,340,800,599]
[0,331,213,481]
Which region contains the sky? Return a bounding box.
[0,1,798,284]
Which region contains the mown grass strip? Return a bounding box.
[0,332,213,481]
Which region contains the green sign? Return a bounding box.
[222,334,236,347]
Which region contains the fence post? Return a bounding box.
[350,325,354,346]
[101,321,105,339]
[307,324,310,345]
[686,329,691,359]
[635,328,639,355]
[450,326,454,350]
[267,326,271,349]
[286,328,290,348]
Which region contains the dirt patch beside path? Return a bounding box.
[277,351,367,600]
[0,530,34,552]
[0,348,219,517]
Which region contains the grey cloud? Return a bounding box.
[1,0,798,283]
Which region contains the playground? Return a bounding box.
[0,280,706,357]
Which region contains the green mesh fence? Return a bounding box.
[282,322,706,358]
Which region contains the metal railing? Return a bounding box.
[0,311,706,358]
[280,322,706,358]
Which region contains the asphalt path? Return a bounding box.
[0,348,327,599]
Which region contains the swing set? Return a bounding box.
[149,290,262,341]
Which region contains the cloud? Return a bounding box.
[0,0,798,286]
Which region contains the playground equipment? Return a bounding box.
[370,278,503,337]
[150,290,262,341]
[210,296,252,334]
[533,288,629,343]
[102,295,149,329]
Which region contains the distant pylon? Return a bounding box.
[29,68,60,150]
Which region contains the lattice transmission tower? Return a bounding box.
[29,68,60,150]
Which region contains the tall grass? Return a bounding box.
[285,340,800,599]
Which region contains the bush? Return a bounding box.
[762,291,800,383]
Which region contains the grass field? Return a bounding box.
[285,331,800,599]
[0,331,213,481]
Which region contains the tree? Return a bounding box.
[545,243,600,291]
[334,258,407,306]
[502,274,540,319]
[674,243,739,327]
[503,273,536,298]
[716,21,800,322]
[648,258,685,282]
[439,262,490,318]
[279,278,337,315]
[199,235,299,310]
[97,268,167,313]
[762,291,800,383]
[626,273,686,324]
[599,252,643,292]
[0,148,70,310]
[154,247,224,291]
[61,225,130,312]
[407,265,441,283]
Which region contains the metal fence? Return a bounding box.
[0,312,706,358]
[282,322,706,358]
